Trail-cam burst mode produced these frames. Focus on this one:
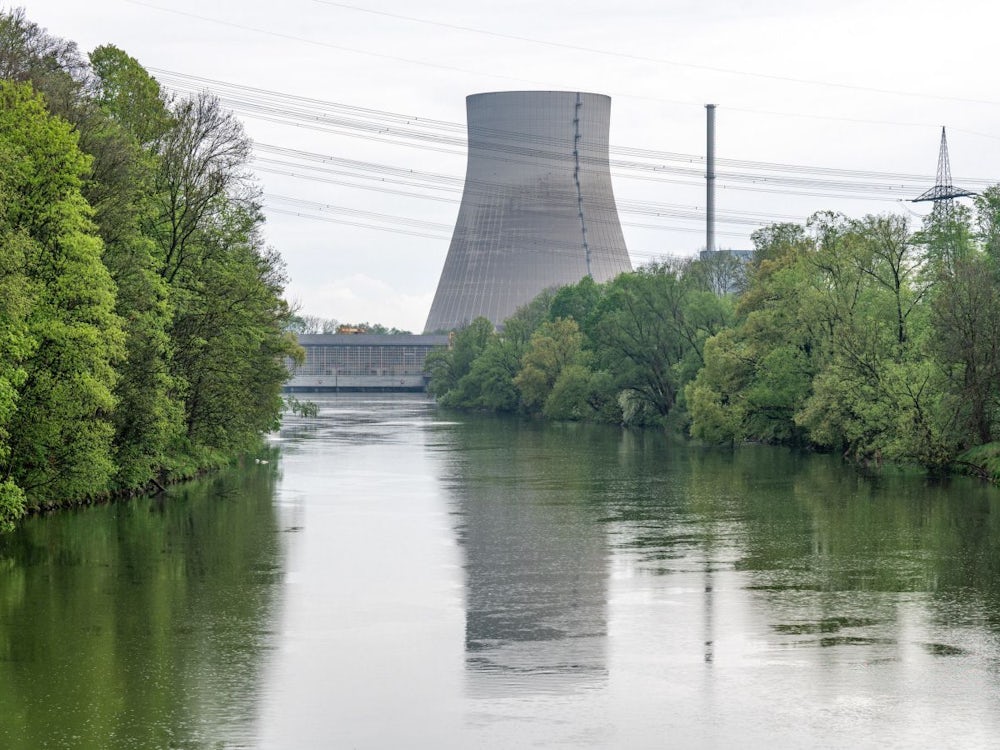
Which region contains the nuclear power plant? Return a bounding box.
[423,91,632,333]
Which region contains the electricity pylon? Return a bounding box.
[912,126,976,207]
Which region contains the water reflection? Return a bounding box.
[437,416,612,690]
[595,437,1000,747]
[0,467,284,750]
[255,395,467,750]
[4,397,1000,748]
[432,412,1000,745]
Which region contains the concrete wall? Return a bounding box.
[284,373,429,392]
[284,334,449,392]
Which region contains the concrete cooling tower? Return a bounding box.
[423,91,632,333]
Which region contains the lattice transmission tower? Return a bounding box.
[912,126,976,215]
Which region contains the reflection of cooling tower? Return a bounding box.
[442,419,609,688]
[424,91,632,333]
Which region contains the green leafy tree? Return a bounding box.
[83,45,185,489]
[131,89,300,460]
[975,186,1000,264]
[0,8,86,119]
[457,336,523,411]
[0,81,124,506]
[542,364,619,421]
[548,276,602,334]
[426,317,495,400]
[514,317,588,414]
[0,176,34,530]
[927,240,1000,448]
[689,212,959,470]
[456,294,557,410]
[916,203,975,276]
[795,212,948,467]
[591,263,729,421]
[0,12,305,529]
[687,223,818,444]
[688,249,748,296]
[168,198,298,454]
[88,44,172,146]
[150,91,253,285]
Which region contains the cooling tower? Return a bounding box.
[423,91,632,333]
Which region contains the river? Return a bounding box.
[2,394,1000,748]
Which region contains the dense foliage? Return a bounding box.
[431,198,1000,480]
[0,10,299,531]
[427,261,734,426]
[686,202,1000,475]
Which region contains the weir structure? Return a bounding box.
[424,91,632,333]
[284,334,449,392]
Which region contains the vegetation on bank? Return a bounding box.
[0,10,300,531]
[286,315,412,335]
[429,194,1000,480]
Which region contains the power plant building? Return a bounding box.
[285,334,449,392]
[424,91,632,333]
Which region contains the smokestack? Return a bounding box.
[705,104,716,253]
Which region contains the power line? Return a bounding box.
[310,0,1000,108]
[254,153,835,226]
[263,207,447,241]
[153,69,994,191]
[142,71,991,253]
[262,201,748,257]
[266,194,452,231]
[129,0,1000,132]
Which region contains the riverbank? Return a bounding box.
[20,444,275,520]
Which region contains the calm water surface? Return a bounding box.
[2,394,1000,748]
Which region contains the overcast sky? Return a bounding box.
[14,0,1000,331]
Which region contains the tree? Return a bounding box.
[83,45,184,489]
[457,339,523,411]
[687,211,957,469]
[689,249,748,296]
[286,314,326,334]
[0,8,87,120]
[687,224,817,444]
[150,92,253,285]
[129,89,300,459]
[924,189,1000,447]
[88,44,172,146]
[428,295,557,411]
[591,263,729,421]
[0,13,304,528]
[929,252,1000,447]
[549,276,601,335]
[0,172,34,530]
[916,203,975,276]
[975,187,1000,265]
[794,212,948,466]
[543,364,599,420]
[0,81,124,506]
[168,199,298,453]
[426,317,495,401]
[514,318,587,413]
[845,214,923,347]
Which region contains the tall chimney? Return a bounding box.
[705,104,716,253]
